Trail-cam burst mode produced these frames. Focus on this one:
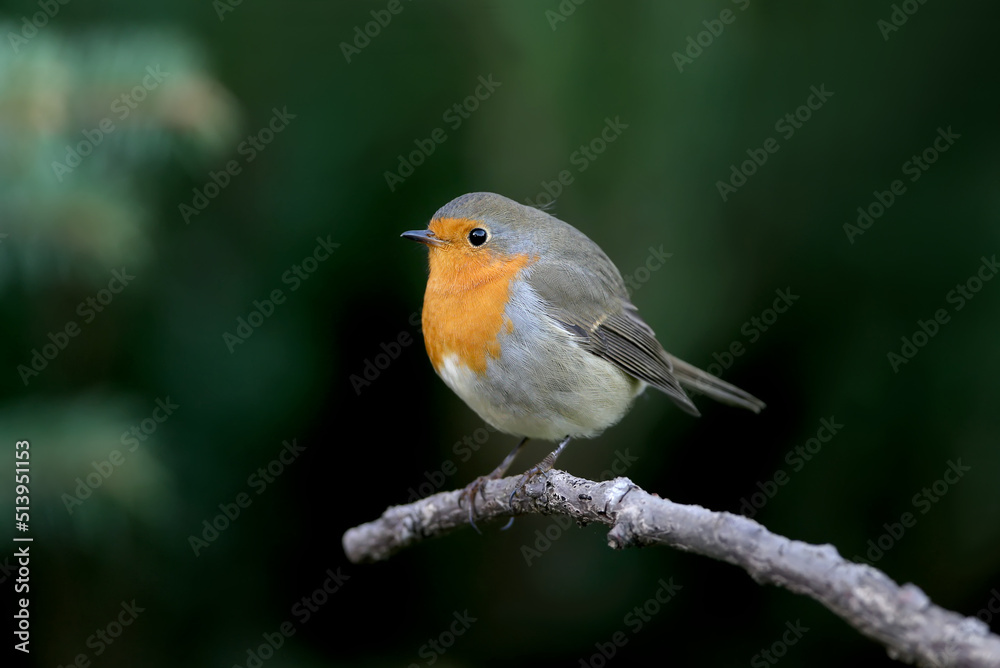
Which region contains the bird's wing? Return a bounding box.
[526,244,700,417]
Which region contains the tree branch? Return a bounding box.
[342,470,1000,667]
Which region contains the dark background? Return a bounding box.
[1,1,999,666]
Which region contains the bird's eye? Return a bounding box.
[468,228,489,247]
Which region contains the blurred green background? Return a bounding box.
[1,1,998,666]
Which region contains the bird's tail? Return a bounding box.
[669,355,766,414]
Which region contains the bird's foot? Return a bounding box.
[508,435,572,508]
[458,475,493,535]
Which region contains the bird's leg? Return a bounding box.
[459,437,529,534]
[509,435,572,506]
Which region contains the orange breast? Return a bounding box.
[423,248,533,375]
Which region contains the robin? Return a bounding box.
[402,192,764,528]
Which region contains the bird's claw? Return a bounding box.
[459,476,491,535]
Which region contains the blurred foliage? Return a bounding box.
[0,1,998,667]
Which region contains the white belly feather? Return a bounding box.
[434,277,642,441]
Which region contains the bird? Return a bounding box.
[401,192,764,528]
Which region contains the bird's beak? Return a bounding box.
[401,229,445,247]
